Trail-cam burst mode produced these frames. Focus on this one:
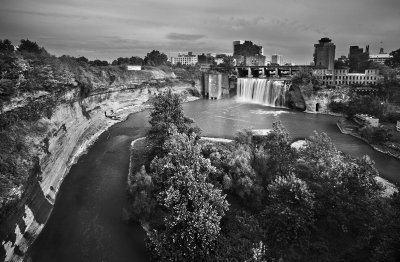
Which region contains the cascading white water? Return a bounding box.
[237,78,290,107]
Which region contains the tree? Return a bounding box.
[112,57,130,65]
[129,56,144,65]
[148,130,229,261]
[18,39,43,54]
[261,174,315,259]
[372,192,400,262]
[227,144,258,199]
[368,61,397,80]
[75,56,89,64]
[0,39,14,52]
[385,48,400,68]
[254,121,297,184]
[360,126,392,144]
[292,71,320,87]
[89,59,109,66]
[144,50,167,66]
[147,89,200,157]
[295,131,385,260]
[334,59,349,69]
[111,56,143,66]
[128,165,156,221]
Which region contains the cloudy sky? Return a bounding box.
[1,0,399,64]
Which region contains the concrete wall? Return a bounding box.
[200,73,230,99]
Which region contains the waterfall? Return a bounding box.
[237,78,290,107]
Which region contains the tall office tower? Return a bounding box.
[313,38,336,70]
[349,45,370,72]
[271,54,284,65]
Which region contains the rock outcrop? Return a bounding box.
[0,69,198,262]
[287,83,350,113]
[287,85,307,111]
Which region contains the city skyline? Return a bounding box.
[0,0,399,64]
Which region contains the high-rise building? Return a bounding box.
[271,54,284,65]
[233,40,263,57]
[313,38,336,70]
[349,45,369,72]
[233,40,244,53]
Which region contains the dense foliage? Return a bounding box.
[128,91,400,261]
[112,56,143,66]
[148,130,229,261]
[0,39,190,221]
[144,50,168,66]
[291,71,320,87]
[385,48,400,68]
[146,89,200,157]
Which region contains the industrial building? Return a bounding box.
[313,69,382,86]
[170,52,198,65]
[233,40,263,57]
[234,55,266,66]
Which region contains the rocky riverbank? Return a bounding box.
[287,82,349,114]
[337,120,400,161]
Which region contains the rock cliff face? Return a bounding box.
[287,84,307,111]
[287,83,350,113]
[0,69,198,261]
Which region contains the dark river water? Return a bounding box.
[27,99,400,262]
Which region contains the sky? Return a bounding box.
[0,0,399,64]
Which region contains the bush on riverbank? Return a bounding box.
[128,90,400,261]
[360,125,392,144]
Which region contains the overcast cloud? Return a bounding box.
[0,0,399,64]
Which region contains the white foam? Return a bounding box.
[249,109,291,116]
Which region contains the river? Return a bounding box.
[27,98,400,262]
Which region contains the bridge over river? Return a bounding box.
[235,65,313,78]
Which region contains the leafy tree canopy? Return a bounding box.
[0,39,14,52]
[385,48,400,68]
[147,89,200,157]
[144,50,168,66]
[112,56,143,66]
[89,59,109,66]
[148,130,229,261]
[18,39,44,54]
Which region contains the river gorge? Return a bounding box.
[25,97,400,262]
[1,74,399,262]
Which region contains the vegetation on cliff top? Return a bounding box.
[0,38,195,221]
[128,90,400,261]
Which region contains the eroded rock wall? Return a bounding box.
[287,83,350,113]
[0,71,197,261]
